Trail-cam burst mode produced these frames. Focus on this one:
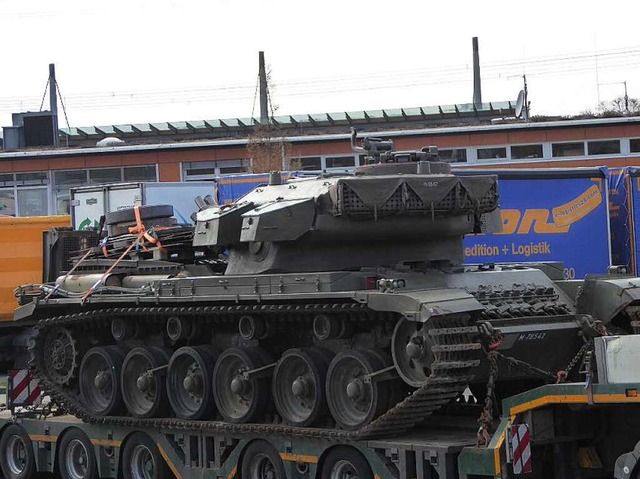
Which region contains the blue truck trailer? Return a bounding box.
[608,168,640,274]
[458,167,611,279]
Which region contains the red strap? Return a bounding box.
[128,205,146,234]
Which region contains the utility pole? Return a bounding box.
[49,63,60,146]
[523,74,529,122]
[624,81,629,114]
[258,51,269,125]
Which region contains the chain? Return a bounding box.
[476,350,498,447]
[556,340,593,383]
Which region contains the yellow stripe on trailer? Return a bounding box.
[508,392,640,416]
[29,434,57,443]
[280,452,319,464]
[158,443,183,479]
[91,438,121,447]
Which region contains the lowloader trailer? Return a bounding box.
[3,336,640,479]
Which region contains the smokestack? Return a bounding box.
[472,37,482,109]
[258,51,269,124]
[49,63,60,146]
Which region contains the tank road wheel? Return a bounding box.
[43,326,79,385]
[121,347,171,418]
[167,346,219,420]
[58,428,97,479]
[213,347,271,423]
[391,317,435,387]
[320,447,373,479]
[241,440,286,479]
[0,424,35,479]
[272,348,332,427]
[326,350,390,430]
[122,432,170,479]
[79,346,126,416]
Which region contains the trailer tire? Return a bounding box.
[240,440,286,479]
[320,446,373,479]
[122,432,171,479]
[58,428,97,479]
[0,424,36,479]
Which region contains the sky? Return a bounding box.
[1,0,640,129]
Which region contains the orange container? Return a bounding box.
[0,215,71,321]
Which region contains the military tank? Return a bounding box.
[15,131,640,440]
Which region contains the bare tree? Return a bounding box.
[245,60,296,173]
[246,123,294,173]
[597,96,640,115]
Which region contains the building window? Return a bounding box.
[552,142,584,157]
[587,140,620,155]
[511,144,543,160]
[17,188,48,216]
[0,174,15,188]
[0,172,49,216]
[89,168,122,185]
[16,172,48,186]
[631,139,640,153]
[183,160,249,180]
[0,190,15,216]
[123,165,157,182]
[477,147,507,160]
[438,149,467,162]
[297,157,322,171]
[54,170,88,187]
[325,156,356,169]
[219,160,250,175]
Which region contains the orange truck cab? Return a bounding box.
[0,215,71,362]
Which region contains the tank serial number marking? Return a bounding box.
[517,332,547,341]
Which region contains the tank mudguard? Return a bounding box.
[576,276,640,323]
[358,288,483,321]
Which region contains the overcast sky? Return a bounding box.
[2,0,640,129]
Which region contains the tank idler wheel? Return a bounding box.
[58,428,98,479]
[42,326,79,385]
[0,424,35,479]
[326,349,390,430]
[391,317,435,387]
[79,345,127,416]
[320,446,373,479]
[121,347,171,418]
[240,440,286,479]
[122,432,171,479]
[167,346,219,420]
[272,347,333,427]
[213,347,273,423]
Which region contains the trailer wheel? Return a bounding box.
[58,428,97,479]
[240,440,286,479]
[320,447,373,479]
[0,424,36,479]
[122,432,170,479]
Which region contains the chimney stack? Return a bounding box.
[472,37,482,109]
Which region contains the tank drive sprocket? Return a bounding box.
[40,326,81,386]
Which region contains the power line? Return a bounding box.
[1,46,640,117]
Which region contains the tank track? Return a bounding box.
[31,304,479,440]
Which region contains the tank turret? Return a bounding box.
[194,133,500,274]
